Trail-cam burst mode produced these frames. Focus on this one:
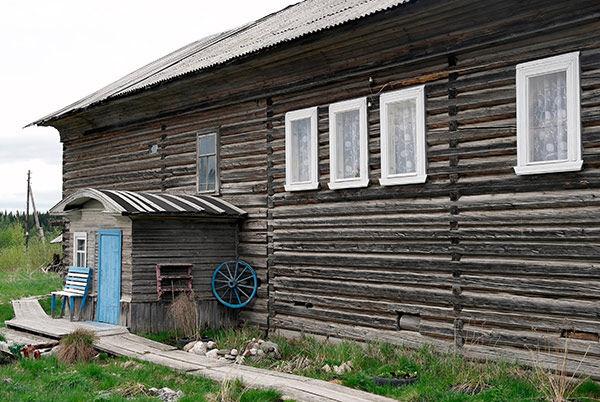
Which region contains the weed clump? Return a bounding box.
[57,329,97,364]
[170,292,201,340]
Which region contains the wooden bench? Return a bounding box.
[51,267,93,321]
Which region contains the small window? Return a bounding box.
[197,132,218,192]
[379,85,427,186]
[285,107,319,191]
[328,97,369,190]
[73,232,87,267]
[515,52,582,175]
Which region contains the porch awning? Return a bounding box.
[49,188,246,218]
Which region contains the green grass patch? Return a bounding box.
[167,327,598,402]
[0,355,284,402]
[0,270,62,305]
[0,270,61,327]
[0,238,61,273]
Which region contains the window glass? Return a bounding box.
[198,133,217,192]
[336,109,361,179]
[387,99,417,175]
[291,118,312,183]
[528,71,568,162]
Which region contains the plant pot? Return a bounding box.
[373,375,419,387]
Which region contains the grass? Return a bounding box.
[144,326,600,402]
[0,238,61,273]
[0,270,61,327]
[0,355,284,402]
[0,269,62,305]
[0,237,63,327]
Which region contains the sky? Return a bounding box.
[0,0,298,213]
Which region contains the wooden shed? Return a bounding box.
[50,188,246,332]
[33,0,600,379]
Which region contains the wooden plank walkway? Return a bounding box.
[5,298,397,402]
[0,327,58,349]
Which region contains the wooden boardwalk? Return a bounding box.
[6,298,396,402]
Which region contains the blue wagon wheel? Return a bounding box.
[211,260,257,308]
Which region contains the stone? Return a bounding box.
[224,354,235,360]
[322,364,332,373]
[333,362,352,375]
[155,386,185,402]
[206,341,217,350]
[230,348,238,356]
[205,349,219,359]
[183,341,197,352]
[217,349,230,356]
[249,348,257,356]
[190,342,207,355]
[259,341,282,360]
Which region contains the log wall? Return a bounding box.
[51,0,600,377]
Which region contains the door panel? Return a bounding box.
[97,230,122,324]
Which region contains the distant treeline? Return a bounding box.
[0,211,60,239]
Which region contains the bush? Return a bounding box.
[0,222,25,249]
[57,329,98,364]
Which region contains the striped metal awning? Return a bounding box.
[50,188,246,218]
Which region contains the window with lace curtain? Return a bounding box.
[285,107,319,191]
[379,85,427,186]
[515,52,582,175]
[328,97,369,189]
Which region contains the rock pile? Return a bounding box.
[183,337,282,364]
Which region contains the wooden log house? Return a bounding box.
[32,0,600,378]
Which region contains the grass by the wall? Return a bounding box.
[147,326,599,402]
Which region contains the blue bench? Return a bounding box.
[51,266,93,321]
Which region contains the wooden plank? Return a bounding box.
[0,327,58,348]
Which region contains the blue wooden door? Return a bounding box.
[97,230,122,324]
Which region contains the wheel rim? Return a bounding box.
[211,260,257,308]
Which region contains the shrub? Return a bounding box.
[57,329,98,363]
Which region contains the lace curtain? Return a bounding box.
[387,99,417,175]
[336,109,361,179]
[291,118,311,183]
[528,71,568,162]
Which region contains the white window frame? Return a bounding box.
[196,131,219,194]
[285,106,319,191]
[73,232,87,267]
[379,85,427,186]
[328,97,369,190]
[514,52,582,175]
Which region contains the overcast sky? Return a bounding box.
[0,0,297,213]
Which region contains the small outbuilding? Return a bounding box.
[50,188,247,332]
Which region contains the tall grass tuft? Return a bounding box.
[57,329,98,364]
[169,292,202,339]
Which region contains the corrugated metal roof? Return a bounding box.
[31,0,408,126]
[50,188,247,217]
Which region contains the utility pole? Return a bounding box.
[25,170,30,249]
[29,177,46,246]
